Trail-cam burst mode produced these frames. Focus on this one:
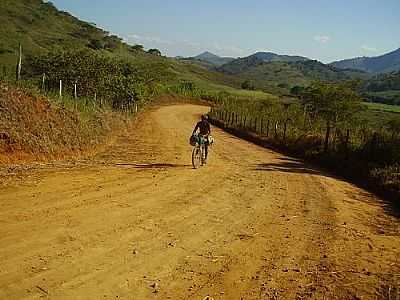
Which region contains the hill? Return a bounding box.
[331,48,400,73]
[218,51,310,74]
[0,0,150,68]
[362,71,400,105]
[218,58,369,94]
[189,51,235,67]
[0,0,276,100]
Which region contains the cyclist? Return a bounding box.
[192,114,211,163]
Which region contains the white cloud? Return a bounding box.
[314,35,331,43]
[361,45,378,53]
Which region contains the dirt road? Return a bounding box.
[0,104,399,299]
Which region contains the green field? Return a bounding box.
[364,102,400,113]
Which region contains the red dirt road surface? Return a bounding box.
[0,104,399,299]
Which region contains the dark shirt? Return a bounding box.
[194,120,211,135]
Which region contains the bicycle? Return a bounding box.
[191,134,207,169]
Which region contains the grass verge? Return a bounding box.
[0,81,130,165]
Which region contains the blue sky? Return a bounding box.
[51,0,399,63]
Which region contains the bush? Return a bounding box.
[26,48,172,109]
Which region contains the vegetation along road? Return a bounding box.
[0,104,399,299]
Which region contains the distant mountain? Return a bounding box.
[218,52,310,74]
[218,57,369,94]
[190,51,235,67]
[250,52,310,63]
[330,48,400,73]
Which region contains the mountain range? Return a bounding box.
[189,48,400,75]
[330,48,400,73]
[1,0,399,102]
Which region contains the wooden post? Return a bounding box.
[260,118,264,134]
[59,80,62,99]
[324,121,331,153]
[74,83,77,99]
[16,43,22,81]
[41,73,46,91]
[283,120,288,142]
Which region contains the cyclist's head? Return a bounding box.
[201,114,208,121]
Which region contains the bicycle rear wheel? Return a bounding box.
[192,146,202,169]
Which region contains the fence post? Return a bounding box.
[345,129,350,159]
[370,132,378,160]
[74,83,77,99]
[41,73,46,91]
[283,120,288,143]
[16,43,22,81]
[59,80,62,99]
[324,121,331,153]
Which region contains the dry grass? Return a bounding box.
[0,83,126,165]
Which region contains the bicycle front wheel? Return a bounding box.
[192,146,202,169]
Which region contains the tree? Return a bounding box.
[277,83,289,89]
[387,119,400,139]
[88,39,105,50]
[104,35,122,50]
[130,44,144,52]
[148,48,162,56]
[299,81,363,152]
[241,80,255,90]
[290,86,305,96]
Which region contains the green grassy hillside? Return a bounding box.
[0,0,127,65]
[0,0,278,101]
[218,59,369,94]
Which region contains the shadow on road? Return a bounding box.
[254,158,400,219]
[253,157,321,175]
[115,163,191,169]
